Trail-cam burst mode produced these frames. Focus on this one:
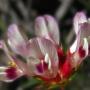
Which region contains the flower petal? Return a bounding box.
[0,67,9,82]
[44,15,60,45]
[0,66,23,82]
[44,53,51,70]
[12,56,31,76]
[83,38,88,57]
[78,23,90,55]
[71,38,88,68]
[0,41,15,64]
[28,38,43,58]
[78,38,88,58]
[70,30,81,53]
[70,38,78,53]
[35,16,50,39]
[27,38,59,78]
[7,24,28,57]
[27,38,45,76]
[37,37,59,77]
[35,15,60,45]
[27,57,41,75]
[73,12,87,35]
[70,12,87,53]
[79,23,90,40]
[70,23,89,54]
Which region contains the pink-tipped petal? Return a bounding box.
[35,17,50,39]
[44,15,60,45]
[7,24,29,57]
[73,12,87,35]
[35,15,60,45]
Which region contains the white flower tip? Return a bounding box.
[44,53,51,70]
[74,12,87,35]
[83,38,88,56]
[45,53,49,63]
[70,39,77,53]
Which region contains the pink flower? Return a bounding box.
[0,12,89,84]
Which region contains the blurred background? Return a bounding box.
[0,0,90,90]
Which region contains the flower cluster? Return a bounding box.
[0,12,89,84]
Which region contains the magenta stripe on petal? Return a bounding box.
[36,63,43,73]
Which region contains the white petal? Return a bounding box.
[44,53,51,70]
[35,15,60,45]
[28,38,43,58]
[70,23,85,54]
[35,16,50,38]
[70,39,78,53]
[73,12,87,35]
[0,72,10,82]
[7,24,28,57]
[27,38,59,78]
[37,37,59,76]
[8,24,25,44]
[0,67,7,71]
[83,38,88,56]
[44,15,60,45]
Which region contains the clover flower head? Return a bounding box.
[0,12,90,86]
